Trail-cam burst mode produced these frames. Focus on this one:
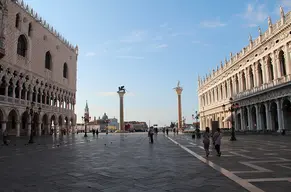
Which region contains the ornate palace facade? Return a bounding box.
[198,7,291,132]
[0,0,77,136]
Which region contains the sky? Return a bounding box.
[26,0,290,126]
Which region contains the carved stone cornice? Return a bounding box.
[236,85,291,107]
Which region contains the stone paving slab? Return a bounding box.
[0,133,247,191]
[169,133,291,192]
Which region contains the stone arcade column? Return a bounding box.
[174,82,183,131]
[1,121,6,133]
[247,106,252,130]
[276,99,283,131]
[16,121,20,137]
[117,89,126,131]
[284,44,291,76]
[255,104,261,130]
[265,102,271,130]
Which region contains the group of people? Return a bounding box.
[202,127,222,157]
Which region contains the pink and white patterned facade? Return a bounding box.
[0,0,78,136]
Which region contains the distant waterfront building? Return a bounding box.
[198,7,291,132]
[77,113,119,132]
[0,0,77,136]
[125,121,148,132]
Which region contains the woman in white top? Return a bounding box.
[212,128,222,157]
[203,127,211,157]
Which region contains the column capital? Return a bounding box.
[175,87,183,95]
[117,91,126,97]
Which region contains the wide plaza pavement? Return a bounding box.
[168,133,291,192]
[0,132,290,192]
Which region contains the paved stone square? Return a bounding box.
[0,133,247,192]
[169,133,291,192]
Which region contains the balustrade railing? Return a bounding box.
[233,75,291,100]
[0,94,73,113]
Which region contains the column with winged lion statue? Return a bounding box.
[174,81,183,132]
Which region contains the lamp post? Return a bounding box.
[222,97,239,141]
[82,115,91,137]
[105,119,110,134]
[27,102,41,144]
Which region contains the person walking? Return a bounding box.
[166,128,169,136]
[3,129,9,146]
[212,128,222,157]
[148,126,154,143]
[203,127,211,157]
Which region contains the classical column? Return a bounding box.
[276,99,283,131]
[274,50,282,78]
[16,121,20,137]
[271,52,278,80]
[54,123,58,136]
[255,104,261,130]
[12,85,15,99]
[262,57,269,83]
[265,102,271,130]
[117,89,126,131]
[174,83,183,131]
[19,88,22,102]
[1,121,6,133]
[240,108,245,130]
[245,68,250,90]
[247,106,252,130]
[285,44,291,75]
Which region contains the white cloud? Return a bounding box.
[241,3,268,27]
[116,55,144,60]
[192,40,211,47]
[200,19,227,28]
[97,92,135,97]
[85,52,96,57]
[120,30,147,43]
[156,44,168,49]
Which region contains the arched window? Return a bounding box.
[249,68,254,89]
[279,50,286,76]
[258,62,263,86]
[242,72,246,91]
[268,56,274,81]
[45,51,52,70]
[235,75,239,93]
[63,63,68,78]
[220,84,223,100]
[15,13,20,28]
[17,35,27,57]
[28,22,32,36]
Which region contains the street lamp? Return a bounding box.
[104,119,110,134]
[26,102,41,144]
[222,97,239,141]
[81,115,91,137]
